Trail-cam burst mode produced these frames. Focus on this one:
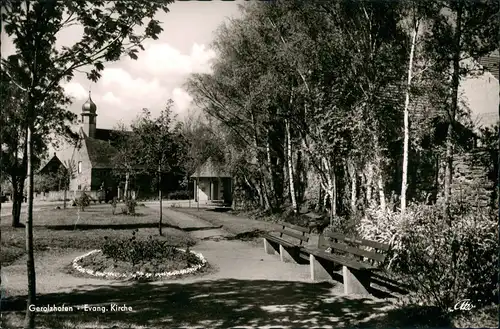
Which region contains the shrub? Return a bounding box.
[324,214,358,237]
[74,193,91,211]
[125,197,137,215]
[110,197,118,215]
[102,230,200,267]
[119,197,137,215]
[167,190,192,200]
[359,202,498,312]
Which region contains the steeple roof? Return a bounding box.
[82,91,97,114]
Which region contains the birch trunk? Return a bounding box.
[286,119,297,212]
[348,160,357,214]
[377,172,387,211]
[250,111,270,211]
[332,164,337,219]
[25,124,36,329]
[124,172,130,200]
[374,134,387,211]
[401,18,420,214]
[63,189,67,209]
[322,157,336,223]
[266,138,276,205]
[158,164,163,236]
[366,163,373,204]
[444,10,463,221]
[318,174,323,210]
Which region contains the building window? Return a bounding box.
[77,184,81,191]
[78,161,82,174]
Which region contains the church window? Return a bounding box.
[78,161,82,173]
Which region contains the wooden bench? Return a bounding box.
[303,231,390,296]
[262,222,311,263]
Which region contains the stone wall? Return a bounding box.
[448,149,495,208]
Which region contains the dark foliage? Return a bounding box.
[102,230,201,267]
[167,190,193,200]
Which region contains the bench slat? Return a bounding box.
[263,234,296,248]
[279,221,310,233]
[275,228,308,243]
[303,247,374,271]
[327,241,386,262]
[324,231,390,251]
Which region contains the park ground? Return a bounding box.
[0,201,494,328]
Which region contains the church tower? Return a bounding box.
[81,91,97,138]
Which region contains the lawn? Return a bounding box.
[1,203,196,266]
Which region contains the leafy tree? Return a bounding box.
[0,62,74,226]
[133,102,186,235]
[1,1,173,327]
[111,122,142,200]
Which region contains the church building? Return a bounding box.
[58,92,134,199]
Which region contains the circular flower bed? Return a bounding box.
[72,248,207,280]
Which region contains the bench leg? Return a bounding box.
[342,266,371,296]
[310,254,332,281]
[263,238,276,255]
[279,245,297,263]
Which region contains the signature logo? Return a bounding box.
[453,299,476,311]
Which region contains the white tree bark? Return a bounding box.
[373,134,386,211]
[366,163,373,204]
[286,119,297,212]
[401,17,420,214]
[321,156,336,223]
[377,171,387,211]
[124,172,130,199]
[348,160,357,213]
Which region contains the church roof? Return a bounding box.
[191,157,231,178]
[94,128,133,141]
[78,127,134,169]
[83,136,119,169]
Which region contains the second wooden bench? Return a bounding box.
[262,222,311,263]
[303,231,390,295]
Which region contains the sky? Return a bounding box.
[1,0,498,137]
[59,1,243,128]
[2,1,243,131]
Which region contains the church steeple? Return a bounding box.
[81,91,97,138]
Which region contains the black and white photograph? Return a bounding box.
[1,0,499,328]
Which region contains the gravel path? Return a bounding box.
[2,249,123,298]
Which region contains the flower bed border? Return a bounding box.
[72,248,207,279]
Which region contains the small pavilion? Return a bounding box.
[191,157,232,205]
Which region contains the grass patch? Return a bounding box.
[1,205,195,266]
